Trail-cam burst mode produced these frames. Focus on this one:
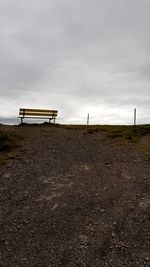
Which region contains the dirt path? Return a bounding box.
[0,126,150,266]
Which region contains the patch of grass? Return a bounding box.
[112,126,150,143]
[86,129,99,134]
[0,129,23,165]
[0,130,23,152]
[98,125,142,143]
[145,151,150,160]
[62,124,86,130]
[63,124,150,143]
[17,122,60,127]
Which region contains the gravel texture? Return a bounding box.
[0,125,150,267]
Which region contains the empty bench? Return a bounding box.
[19,108,58,124]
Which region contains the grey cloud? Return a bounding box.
[0,0,150,124]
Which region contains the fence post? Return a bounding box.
[134,108,136,126]
[87,113,90,126]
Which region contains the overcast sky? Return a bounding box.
[0,0,150,125]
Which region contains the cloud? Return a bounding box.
[0,0,150,124]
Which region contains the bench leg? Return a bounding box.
[54,118,56,124]
[49,118,51,123]
[21,117,23,124]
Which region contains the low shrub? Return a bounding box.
[0,131,22,152]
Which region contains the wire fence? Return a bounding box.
[1,108,150,126]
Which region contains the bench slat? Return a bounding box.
[19,108,58,113]
[19,112,57,117]
[18,116,54,119]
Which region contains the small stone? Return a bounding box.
[79,234,88,244]
[24,206,30,210]
[100,209,105,212]
[4,241,9,246]
[23,220,30,225]
[145,257,149,261]
[3,173,11,179]
[83,165,90,171]
[112,233,115,237]
[52,203,58,210]
[113,222,117,225]
[68,182,73,187]
[57,184,64,189]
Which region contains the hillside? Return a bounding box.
[0,124,150,266]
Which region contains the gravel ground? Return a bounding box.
[0,125,150,267]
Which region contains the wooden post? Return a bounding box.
[134,108,136,126]
[87,113,90,126]
[21,109,25,124]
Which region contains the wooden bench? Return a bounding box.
[19,108,58,124]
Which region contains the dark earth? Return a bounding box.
[0,125,150,267]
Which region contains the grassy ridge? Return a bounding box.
[0,124,150,163]
[64,124,150,141]
[63,125,150,160]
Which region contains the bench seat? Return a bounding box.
[19,108,58,124]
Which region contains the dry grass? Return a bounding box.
[63,124,150,142]
[0,127,23,165]
[0,131,22,152]
[63,124,150,160]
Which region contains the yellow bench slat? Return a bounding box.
[20,108,58,113]
[19,112,57,117]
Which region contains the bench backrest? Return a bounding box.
[19,108,58,117]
